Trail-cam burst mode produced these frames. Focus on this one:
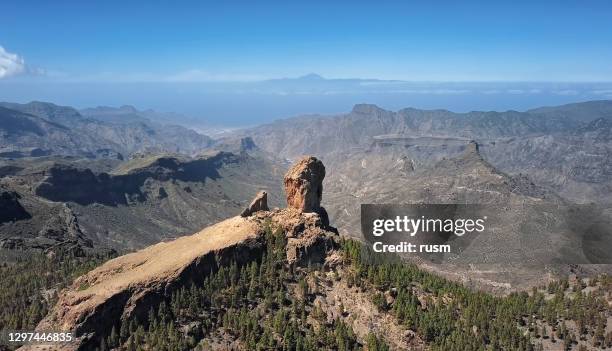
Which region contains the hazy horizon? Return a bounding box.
[2,1,612,126]
[2,77,611,127]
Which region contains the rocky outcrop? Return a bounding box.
[27,208,338,350]
[240,190,269,217]
[30,216,266,350]
[23,156,338,350]
[284,156,325,213]
[465,140,479,153]
[253,208,337,266]
[38,205,83,240]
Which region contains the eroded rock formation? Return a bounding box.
[240,190,269,217]
[283,156,325,213]
[252,208,337,266]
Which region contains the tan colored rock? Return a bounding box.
[240,190,269,217]
[25,207,338,350]
[324,250,344,269]
[284,156,325,213]
[25,216,264,350]
[252,208,337,266]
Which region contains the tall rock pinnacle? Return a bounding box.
[283,156,325,213]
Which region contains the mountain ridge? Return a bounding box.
[0,150,284,253]
[228,100,612,205]
[0,101,214,159]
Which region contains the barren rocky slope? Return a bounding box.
[323,140,612,290]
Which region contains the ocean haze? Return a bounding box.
[1,76,611,127]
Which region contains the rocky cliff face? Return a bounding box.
[24,157,338,350]
[283,156,325,213]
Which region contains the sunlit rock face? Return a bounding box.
[283,156,325,213]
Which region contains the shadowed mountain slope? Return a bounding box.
[0,151,284,253]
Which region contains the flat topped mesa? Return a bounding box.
[283,156,325,213]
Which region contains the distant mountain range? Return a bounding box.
[0,101,213,158]
[80,104,206,128]
[4,75,612,125]
[231,100,612,157]
[229,100,612,205]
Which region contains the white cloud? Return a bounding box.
[0,46,26,79]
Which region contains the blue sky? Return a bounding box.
[1,1,612,125]
[2,0,612,82]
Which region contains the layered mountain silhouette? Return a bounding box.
[0,101,213,158]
